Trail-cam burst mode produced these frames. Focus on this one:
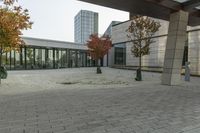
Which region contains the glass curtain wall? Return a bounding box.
[54,49,59,68]
[70,50,76,68]
[22,48,26,69]
[182,46,188,66]
[6,52,10,69]
[79,52,85,67]
[79,51,87,67]
[114,43,126,65]
[42,49,45,68]
[35,48,42,69]
[86,53,95,67]
[1,53,7,68]
[60,50,67,68]
[1,46,89,70]
[26,47,34,69]
[15,50,22,70]
[46,49,53,69]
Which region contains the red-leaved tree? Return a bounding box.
[87,34,112,74]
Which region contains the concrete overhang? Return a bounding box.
[78,0,200,26]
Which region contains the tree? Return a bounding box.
[0,0,33,84]
[126,15,160,81]
[2,0,16,5]
[87,34,112,74]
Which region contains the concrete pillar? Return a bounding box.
[75,50,78,67]
[85,53,87,67]
[161,10,189,85]
[108,47,115,67]
[103,54,107,67]
[67,49,70,68]
[53,49,55,69]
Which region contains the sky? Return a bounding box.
[17,0,129,42]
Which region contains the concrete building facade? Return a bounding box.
[110,18,200,76]
[79,0,200,86]
[74,10,98,44]
[103,21,121,67]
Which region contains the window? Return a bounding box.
[114,43,126,65]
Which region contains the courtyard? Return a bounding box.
[0,68,200,133]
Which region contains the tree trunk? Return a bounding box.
[0,45,2,84]
[139,55,142,70]
[96,59,102,74]
[135,43,142,81]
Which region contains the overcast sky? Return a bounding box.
[17,0,129,42]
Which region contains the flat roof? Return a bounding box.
[78,0,200,26]
[22,37,88,50]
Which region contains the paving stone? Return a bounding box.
[1,68,200,133]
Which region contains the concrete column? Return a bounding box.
[85,53,87,67]
[75,50,78,67]
[108,47,115,67]
[53,49,55,69]
[67,49,70,68]
[103,54,107,67]
[162,10,189,85]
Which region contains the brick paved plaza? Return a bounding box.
[0,68,200,133]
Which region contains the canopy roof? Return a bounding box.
[78,0,200,26]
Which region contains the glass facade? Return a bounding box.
[47,49,54,69]
[182,46,188,66]
[114,43,126,65]
[1,46,94,70]
[74,10,98,44]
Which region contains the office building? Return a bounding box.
[74,10,98,44]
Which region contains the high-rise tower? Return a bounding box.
[74,10,98,44]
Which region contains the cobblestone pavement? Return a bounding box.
[0,68,200,133]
